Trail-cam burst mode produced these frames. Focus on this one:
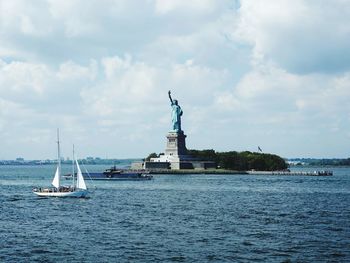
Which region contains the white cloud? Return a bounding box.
[155,0,218,15]
[234,0,350,73]
[0,0,53,37]
[0,59,96,108]
[57,60,97,81]
[0,60,49,97]
[216,62,350,118]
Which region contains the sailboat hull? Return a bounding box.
[33,189,88,198]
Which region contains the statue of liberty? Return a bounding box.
[168,90,183,132]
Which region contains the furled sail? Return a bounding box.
[75,159,87,190]
[51,166,60,188]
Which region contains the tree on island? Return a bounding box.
[217,150,287,171]
[145,152,159,161]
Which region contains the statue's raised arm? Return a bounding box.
[168,90,173,104]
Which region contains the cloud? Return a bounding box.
[234,0,350,74]
[154,0,220,15]
[0,60,49,96]
[0,0,53,37]
[0,59,96,111]
[0,0,233,64]
[215,62,350,120]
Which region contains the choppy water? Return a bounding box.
[0,165,349,262]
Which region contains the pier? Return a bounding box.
[246,170,333,176]
[136,169,333,176]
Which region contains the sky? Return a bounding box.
[0,0,350,160]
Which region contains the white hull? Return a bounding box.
[33,189,88,198]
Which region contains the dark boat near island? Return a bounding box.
[64,165,153,181]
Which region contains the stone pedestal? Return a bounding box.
[144,130,217,170]
[165,131,187,156]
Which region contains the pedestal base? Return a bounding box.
[146,130,216,170]
[165,131,187,156]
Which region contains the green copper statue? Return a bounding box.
[168,90,183,132]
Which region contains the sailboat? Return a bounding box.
[33,130,88,198]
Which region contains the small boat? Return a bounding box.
[33,130,88,198]
[100,166,153,180]
[63,166,153,181]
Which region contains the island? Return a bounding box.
[143,149,287,173]
[131,91,288,173]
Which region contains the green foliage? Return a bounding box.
[188,149,287,171]
[309,158,350,166]
[145,152,158,161]
[187,149,217,162]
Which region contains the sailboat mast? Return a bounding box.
[57,128,61,189]
[72,144,75,188]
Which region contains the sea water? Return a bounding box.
[0,165,349,262]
